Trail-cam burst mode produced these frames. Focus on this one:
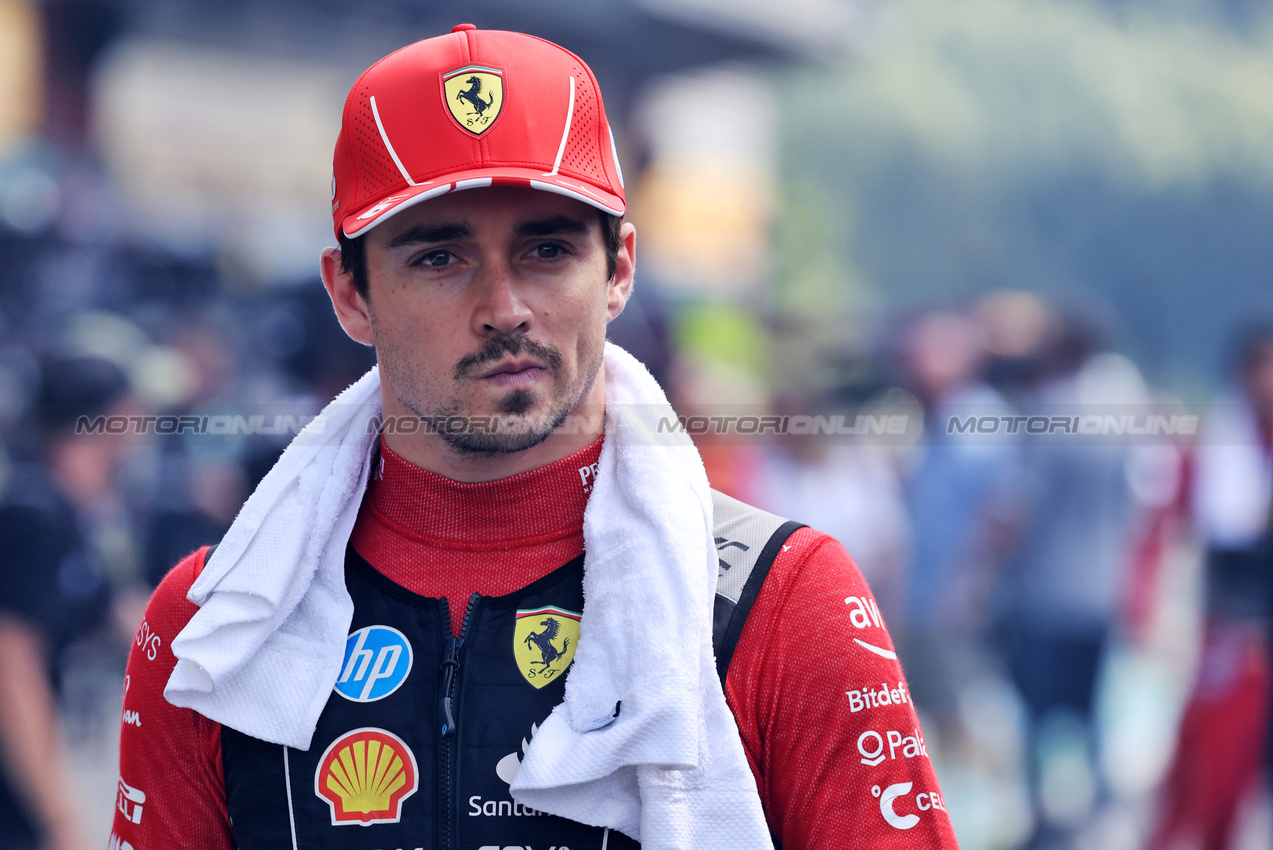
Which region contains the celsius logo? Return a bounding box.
[871,781,947,830]
[874,782,919,830]
[336,626,413,702]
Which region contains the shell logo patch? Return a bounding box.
[443,65,504,135]
[513,606,581,688]
[315,727,418,826]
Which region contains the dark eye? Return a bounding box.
[534,244,563,259]
[415,250,453,267]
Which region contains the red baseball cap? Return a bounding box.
[331,24,626,240]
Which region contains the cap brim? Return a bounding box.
[341,167,625,239]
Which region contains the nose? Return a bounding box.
[471,258,533,337]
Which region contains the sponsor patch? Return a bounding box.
[468,722,550,818]
[315,728,418,826]
[443,65,504,135]
[846,680,910,713]
[857,728,928,766]
[117,776,145,824]
[513,606,581,688]
[875,781,920,830]
[496,722,538,786]
[335,625,413,703]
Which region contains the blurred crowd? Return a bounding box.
[0,191,377,847]
[703,294,1273,850]
[4,204,1273,850]
[0,48,1271,849]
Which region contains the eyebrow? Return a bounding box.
[385,222,474,249]
[514,215,591,238]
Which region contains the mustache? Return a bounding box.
[453,334,563,381]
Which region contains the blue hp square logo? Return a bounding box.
[335,625,413,702]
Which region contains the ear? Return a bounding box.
[320,247,375,346]
[606,221,637,321]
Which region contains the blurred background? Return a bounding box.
[1,0,1272,848]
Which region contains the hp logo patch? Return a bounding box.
[335,626,413,702]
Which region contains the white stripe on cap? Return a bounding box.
[608,125,624,189]
[344,183,453,238]
[544,76,576,177]
[370,95,422,187]
[529,180,623,216]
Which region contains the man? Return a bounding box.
[112,26,957,849]
[3,355,125,850]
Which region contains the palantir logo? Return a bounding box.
[335,626,413,702]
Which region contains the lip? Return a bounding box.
[478,359,548,387]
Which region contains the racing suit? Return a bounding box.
[111,437,958,849]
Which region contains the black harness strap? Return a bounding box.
[709,490,804,688]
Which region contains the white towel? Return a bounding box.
[165,367,382,746]
[511,344,773,848]
[165,343,772,848]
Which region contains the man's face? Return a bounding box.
[356,186,630,454]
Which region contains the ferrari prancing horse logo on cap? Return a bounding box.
[443,65,504,135]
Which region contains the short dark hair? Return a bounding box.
[37,355,130,435]
[339,211,624,303]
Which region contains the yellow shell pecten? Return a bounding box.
[325,737,407,814]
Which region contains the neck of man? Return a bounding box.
[379,364,608,483]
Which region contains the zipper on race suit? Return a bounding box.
[440,593,480,850]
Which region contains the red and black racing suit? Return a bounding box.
[112,437,959,849]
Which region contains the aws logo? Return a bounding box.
[315,727,418,826]
[845,595,897,660]
[336,626,413,702]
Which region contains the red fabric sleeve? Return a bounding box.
[725,528,959,849]
[111,547,234,850]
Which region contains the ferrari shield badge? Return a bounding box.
[513,606,581,688]
[443,65,504,135]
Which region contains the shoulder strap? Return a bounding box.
[711,490,804,688]
[193,542,219,581]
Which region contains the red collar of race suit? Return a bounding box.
[361,434,603,545]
